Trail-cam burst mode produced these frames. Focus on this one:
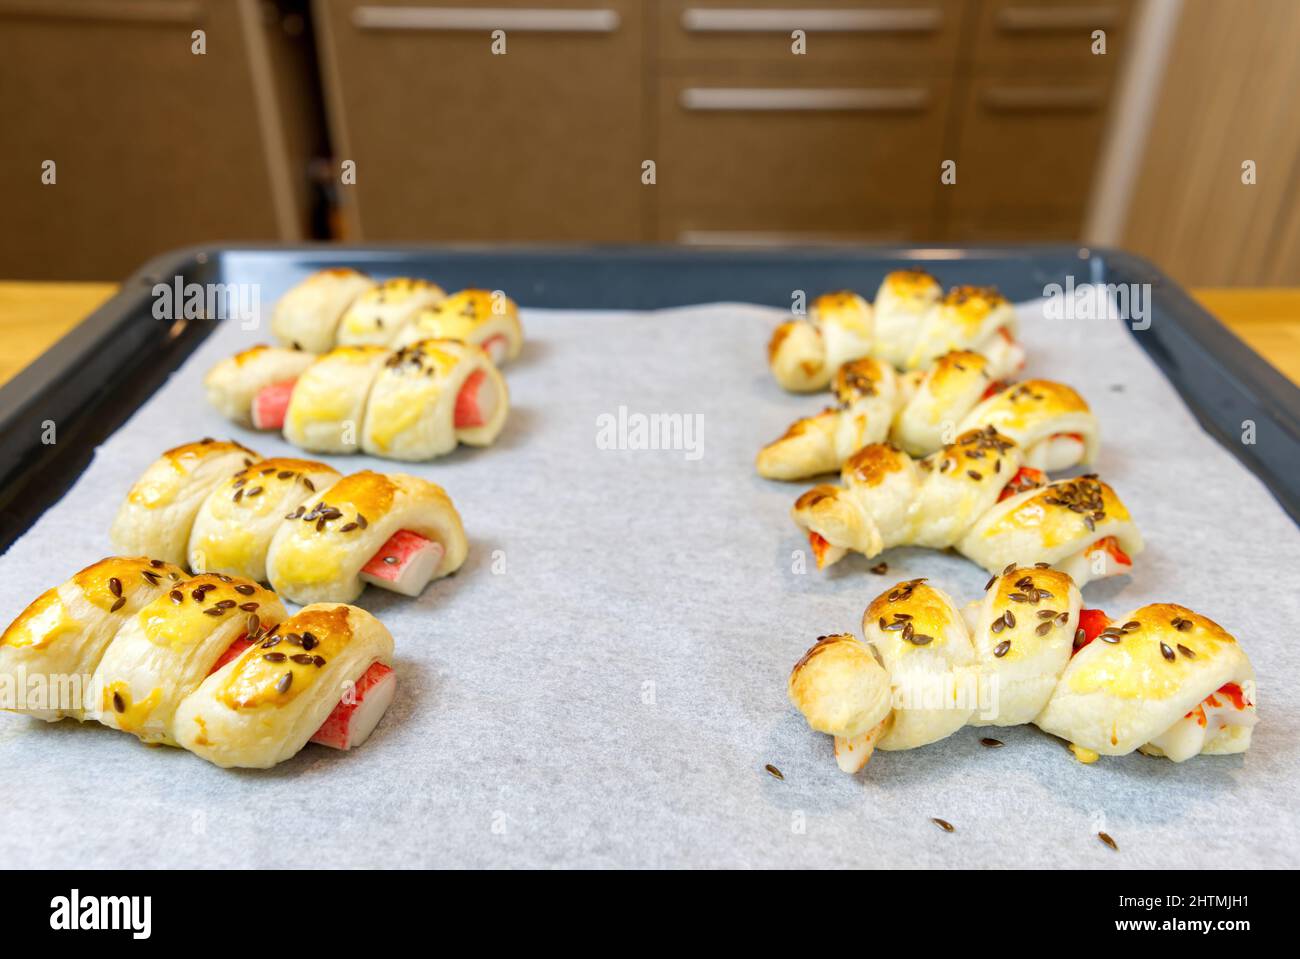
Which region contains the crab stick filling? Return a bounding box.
[360,529,446,597]
[984,327,1026,374]
[835,720,887,773]
[1029,432,1087,471]
[1147,683,1257,762]
[252,380,298,430]
[807,531,846,570]
[206,636,395,752]
[1088,535,1132,568]
[998,466,1047,501]
[250,369,494,432]
[479,334,508,365]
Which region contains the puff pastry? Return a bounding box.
[393,288,524,366]
[203,345,317,428]
[790,572,1257,772]
[174,603,395,768]
[336,277,446,348]
[109,439,260,565]
[0,557,186,721]
[767,272,1025,393]
[758,350,1098,480]
[790,427,1142,586]
[115,445,468,604]
[1,565,399,767]
[206,338,509,462]
[271,268,376,353]
[92,572,287,744]
[267,470,469,605]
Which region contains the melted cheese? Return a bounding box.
[1069,743,1100,764]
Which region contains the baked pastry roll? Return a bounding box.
[789,578,978,772]
[187,458,342,582]
[173,603,396,768]
[961,564,1081,726]
[266,471,468,605]
[0,557,186,721]
[955,380,1098,471]
[870,268,944,369]
[791,430,1141,586]
[336,277,445,348]
[756,357,900,480]
[282,345,390,454]
[393,288,524,366]
[361,339,509,459]
[203,345,317,429]
[767,291,874,393]
[957,473,1143,588]
[271,267,375,353]
[909,286,1023,378]
[1036,605,1257,762]
[91,573,286,744]
[110,440,260,566]
[889,350,995,456]
[789,574,1258,772]
[788,634,893,773]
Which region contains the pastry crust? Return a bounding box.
[908,286,1020,376]
[203,345,316,427]
[757,358,900,480]
[110,440,260,565]
[282,345,390,454]
[890,350,993,456]
[91,573,286,745]
[336,277,445,348]
[957,380,1099,471]
[187,458,342,582]
[361,339,509,459]
[767,292,874,392]
[1036,605,1256,760]
[392,288,524,365]
[266,471,468,605]
[788,634,892,740]
[962,565,1081,726]
[0,557,187,721]
[271,268,375,353]
[958,474,1143,587]
[173,603,395,768]
[871,268,944,369]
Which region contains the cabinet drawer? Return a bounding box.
[659,0,963,74]
[657,77,949,218]
[317,0,645,242]
[972,0,1132,71]
[947,76,1110,220]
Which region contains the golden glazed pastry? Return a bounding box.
[790,428,1142,587]
[758,350,1098,481]
[0,563,399,767]
[393,288,524,366]
[757,358,901,481]
[271,267,376,353]
[203,345,316,428]
[0,557,187,721]
[336,277,446,348]
[205,338,509,462]
[174,603,396,768]
[113,445,468,605]
[109,439,260,566]
[789,572,1257,772]
[767,272,1025,393]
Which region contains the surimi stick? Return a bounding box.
[251,380,298,431]
[310,662,397,750]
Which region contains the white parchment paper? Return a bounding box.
[1,292,1298,869]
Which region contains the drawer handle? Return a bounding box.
[681,7,942,33]
[981,86,1104,112]
[352,6,620,32]
[996,5,1120,32]
[681,87,928,112]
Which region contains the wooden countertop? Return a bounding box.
[1,281,1298,387]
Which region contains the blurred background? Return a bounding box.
[1,0,1298,287]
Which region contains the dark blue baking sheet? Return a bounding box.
[1,243,1297,547]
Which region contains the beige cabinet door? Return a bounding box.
[316,0,647,242]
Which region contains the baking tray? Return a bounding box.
[3,244,1297,551]
[2,244,1298,870]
